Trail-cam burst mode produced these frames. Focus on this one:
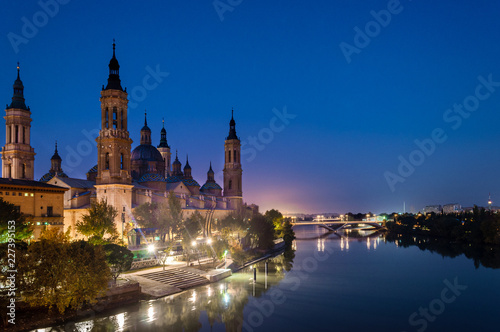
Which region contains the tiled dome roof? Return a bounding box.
[138,173,166,182]
[201,182,222,190]
[87,165,98,173]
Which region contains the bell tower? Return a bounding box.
[96,42,133,185]
[1,63,35,180]
[223,109,243,209]
[95,41,133,241]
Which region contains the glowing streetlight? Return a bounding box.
[191,240,197,247]
[207,238,212,244]
[147,244,155,253]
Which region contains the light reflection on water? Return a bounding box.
[41,226,500,332]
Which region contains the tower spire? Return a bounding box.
[227,108,238,140]
[105,40,123,91]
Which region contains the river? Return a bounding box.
[42,225,500,331]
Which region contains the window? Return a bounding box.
[228,150,231,163]
[0,192,3,195]
[24,193,28,196]
[113,107,118,129]
[30,193,34,197]
[15,125,18,143]
[21,164,26,179]
[105,108,109,128]
[229,179,232,190]
[47,206,53,217]
[18,193,22,196]
[5,192,9,196]
[120,153,124,169]
[120,110,124,129]
[22,126,25,144]
[105,153,110,170]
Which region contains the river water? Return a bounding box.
[44,225,500,331]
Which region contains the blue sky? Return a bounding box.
[1,0,500,214]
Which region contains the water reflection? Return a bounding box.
[385,233,500,269]
[41,226,500,332]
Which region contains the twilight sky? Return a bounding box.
[1,0,500,214]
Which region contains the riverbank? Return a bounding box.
[4,279,141,332]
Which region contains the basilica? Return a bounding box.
[1,43,244,242]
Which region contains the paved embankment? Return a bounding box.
[126,263,231,297]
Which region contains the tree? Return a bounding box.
[104,243,134,283]
[22,228,111,313]
[76,199,119,244]
[0,198,32,242]
[282,217,296,246]
[133,202,169,242]
[182,212,202,266]
[265,209,284,239]
[167,191,183,238]
[247,214,275,250]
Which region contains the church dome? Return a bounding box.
[131,144,163,162]
[139,173,166,182]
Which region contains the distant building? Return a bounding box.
[0,178,67,240]
[424,205,442,214]
[443,203,462,214]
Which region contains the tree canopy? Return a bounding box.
[0,198,32,242]
[76,199,119,244]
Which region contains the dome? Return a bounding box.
[131,144,163,162]
[139,173,166,183]
[201,182,222,191]
[87,164,98,173]
[40,171,68,183]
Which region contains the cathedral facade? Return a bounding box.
[2,44,244,243]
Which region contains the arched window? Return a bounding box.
[105,108,109,128]
[105,153,110,170]
[120,153,124,170]
[15,125,18,143]
[113,107,118,129]
[22,127,25,144]
[228,150,231,163]
[21,164,26,178]
[228,179,232,190]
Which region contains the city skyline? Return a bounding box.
[2,1,500,213]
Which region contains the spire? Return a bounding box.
[105,39,123,91]
[226,108,238,140]
[172,150,182,176]
[8,62,28,110]
[207,162,215,182]
[158,117,169,148]
[183,154,192,179]
[50,140,63,174]
[184,155,191,170]
[140,110,152,145]
[51,141,61,161]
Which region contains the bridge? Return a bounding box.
[291,219,387,232]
